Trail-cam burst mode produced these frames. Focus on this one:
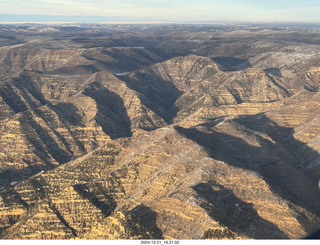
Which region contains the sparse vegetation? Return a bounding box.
[0,23,320,239]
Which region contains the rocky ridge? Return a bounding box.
[0,24,320,239]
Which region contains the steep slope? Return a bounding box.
[1,109,319,239]
[1,25,320,240]
[120,55,219,123]
[0,52,302,187]
[0,44,93,80]
[304,66,320,91]
[0,66,167,186]
[82,46,163,73]
[264,91,320,177]
[174,68,290,123]
[118,55,290,124]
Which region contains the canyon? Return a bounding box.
[0,23,320,239]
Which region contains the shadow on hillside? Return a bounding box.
[265,67,282,77]
[129,204,164,239]
[19,111,72,166]
[0,184,29,209]
[98,48,162,73]
[118,71,182,124]
[212,57,252,71]
[0,83,29,113]
[13,74,87,155]
[83,82,132,139]
[0,168,38,187]
[13,74,88,155]
[0,78,80,187]
[193,182,288,239]
[29,178,78,237]
[73,183,117,218]
[55,102,84,126]
[175,115,320,236]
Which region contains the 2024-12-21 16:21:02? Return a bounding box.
[141,240,180,245]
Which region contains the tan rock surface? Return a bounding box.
[1,24,320,240]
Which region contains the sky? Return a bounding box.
[1,0,320,22]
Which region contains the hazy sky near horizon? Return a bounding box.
[1,0,320,22]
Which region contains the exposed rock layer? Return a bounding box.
[0,24,320,239]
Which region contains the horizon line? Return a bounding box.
[0,14,320,25]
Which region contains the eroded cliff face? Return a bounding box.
[1,112,320,239]
[0,45,168,185]
[0,24,320,239]
[0,49,292,185]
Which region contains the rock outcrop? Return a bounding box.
[0,24,320,240]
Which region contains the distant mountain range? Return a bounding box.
[0,14,156,23]
[2,14,320,27]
